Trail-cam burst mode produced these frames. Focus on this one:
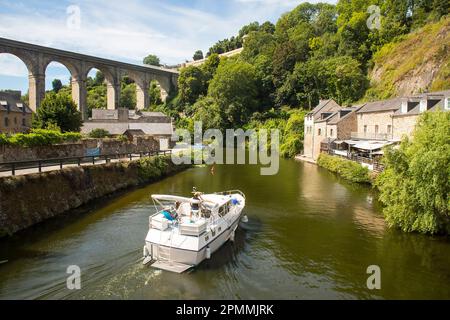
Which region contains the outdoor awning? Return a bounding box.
[352,141,394,151]
[343,140,360,145]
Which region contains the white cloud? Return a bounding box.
[0,0,330,89]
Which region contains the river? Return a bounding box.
[0,159,449,299]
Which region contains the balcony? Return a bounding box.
[351,132,391,141]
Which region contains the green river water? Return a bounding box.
[0,159,449,299]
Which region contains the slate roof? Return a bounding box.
[356,98,403,114]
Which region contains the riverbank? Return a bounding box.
[0,155,190,238]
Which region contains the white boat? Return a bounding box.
[143,189,247,273]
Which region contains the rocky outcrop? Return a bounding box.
[366,17,449,100]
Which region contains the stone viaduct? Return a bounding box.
[0,37,179,119]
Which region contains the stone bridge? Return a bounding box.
[0,37,179,119]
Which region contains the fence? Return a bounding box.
[0,150,172,176]
[326,150,385,173]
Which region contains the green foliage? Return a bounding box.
[137,156,169,182]
[52,79,63,93]
[148,80,163,108]
[143,54,160,66]
[0,129,81,147]
[317,153,371,184]
[208,59,259,128]
[375,111,450,234]
[280,110,306,158]
[33,92,82,132]
[88,128,110,138]
[120,82,137,109]
[178,66,206,106]
[193,50,204,61]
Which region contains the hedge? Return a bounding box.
[0,129,82,147]
[317,153,371,184]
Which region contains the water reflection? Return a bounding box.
[0,160,449,299]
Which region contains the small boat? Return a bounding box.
[143,188,246,273]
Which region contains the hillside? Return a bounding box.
[366,17,450,100]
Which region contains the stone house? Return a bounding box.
[81,108,175,150]
[392,90,450,140]
[303,99,361,160]
[303,99,341,159]
[354,98,403,141]
[0,91,33,133]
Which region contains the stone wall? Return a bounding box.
[392,114,419,140]
[0,136,159,162]
[356,111,395,139]
[0,156,189,237]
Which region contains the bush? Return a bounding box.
[0,129,82,147]
[88,128,110,139]
[137,156,169,182]
[33,92,82,132]
[317,153,371,184]
[375,111,450,234]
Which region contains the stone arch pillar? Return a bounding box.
[71,75,88,120]
[135,80,149,110]
[28,73,46,113]
[107,70,121,110]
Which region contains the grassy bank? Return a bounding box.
[317,153,372,184]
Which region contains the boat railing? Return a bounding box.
[214,190,246,199]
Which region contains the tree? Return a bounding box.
[143,54,160,66]
[193,50,204,61]
[148,80,162,108]
[208,59,259,127]
[120,83,137,109]
[178,66,206,105]
[192,97,224,130]
[201,53,221,84]
[376,111,450,234]
[33,92,82,132]
[52,79,63,93]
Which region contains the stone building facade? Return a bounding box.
[303,99,341,159]
[302,90,450,161]
[0,91,33,133]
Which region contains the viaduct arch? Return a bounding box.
[0,37,179,119]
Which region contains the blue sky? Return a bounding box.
[0,0,335,93]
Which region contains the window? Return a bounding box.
[14,117,17,124]
[363,125,367,134]
[22,118,26,126]
[4,117,8,127]
[375,125,379,134]
[330,129,334,137]
[387,125,392,134]
[318,128,322,136]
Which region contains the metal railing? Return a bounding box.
[0,150,172,176]
[214,190,246,199]
[351,132,391,140]
[327,150,385,173]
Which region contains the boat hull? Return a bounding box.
[145,210,243,267]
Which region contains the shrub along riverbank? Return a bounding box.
[0,155,190,237]
[316,153,372,184]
